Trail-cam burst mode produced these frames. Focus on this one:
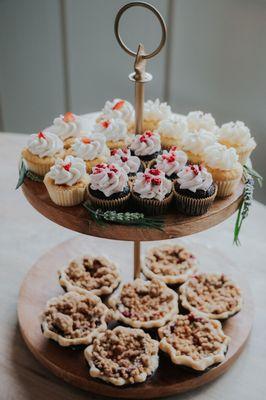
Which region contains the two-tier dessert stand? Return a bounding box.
[17,3,253,399]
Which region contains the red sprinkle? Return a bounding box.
[112,100,125,110]
[38,131,45,140]
[145,130,153,137]
[152,177,161,185]
[111,149,118,156]
[81,137,91,144]
[171,146,178,152]
[144,174,151,183]
[108,172,114,179]
[63,112,75,123]
[101,120,111,129]
[95,163,107,169]
[109,164,118,173]
[149,169,161,176]
[63,162,71,171]
[167,155,176,163]
[122,148,128,154]
[121,156,128,163]
[140,135,147,143]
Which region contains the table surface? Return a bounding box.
[1,132,266,400]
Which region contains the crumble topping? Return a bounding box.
[89,327,158,382]
[181,273,242,317]
[159,314,227,360]
[42,292,108,339]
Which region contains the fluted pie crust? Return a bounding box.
[41,291,109,346]
[142,244,198,284]
[180,273,242,319]
[59,255,121,296]
[108,278,179,329]
[84,326,159,386]
[158,314,230,371]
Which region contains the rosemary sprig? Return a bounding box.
[16,159,43,189]
[83,202,164,230]
[243,165,263,187]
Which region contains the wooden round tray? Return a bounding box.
[17,236,253,399]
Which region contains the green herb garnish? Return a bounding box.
[243,165,263,187]
[16,159,43,189]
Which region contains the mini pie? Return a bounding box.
[158,313,230,371]
[142,244,198,284]
[59,255,121,297]
[108,278,179,329]
[179,273,242,319]
[84,326,159,386]
[41,291,109,346]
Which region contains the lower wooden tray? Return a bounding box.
[17,237,253,399]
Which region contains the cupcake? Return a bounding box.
[45,112,83,149]
[87,163,130,211]
[97,98,135,132]
[22,131,64,176]
[129,130,161,165]
[92,118,128,150]
[44,155,89,206]
[155,115,188,150]
[151,148,188,181]
[218,121,256,165]
[204,143,243,197]
[67,134,110,173]
[108,148,144,180]
[182,129,217,164]
[186,110,217,133]
[174,164,217,216]
[143,99,172,131]
[132,168,173,216]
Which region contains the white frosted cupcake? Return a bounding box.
[186,111,217,133]
[204,143,243,197]
[108,148,144,179]
[218,121,256,165]
[155,115,188,150]
[68,134,110,173]
[97,98,135,131]
[45,112,83,149]
[132,168,173,215]
[87,163,130,211]
[151,148,188,181]
[182,129,217,163]
[143,99,172,131]
[129,131,161,165]
[92,118,128,150]
[22,131,64,176]
[44,155,89,206]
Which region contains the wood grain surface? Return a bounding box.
[17,237,253,399]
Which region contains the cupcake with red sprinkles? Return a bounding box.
[108,148,144,180]
[129,131,161,165]
[150,147,188,181]
[132,168,173,216]
[174,164,217,216]
[87,163,130,210]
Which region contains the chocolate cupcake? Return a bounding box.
[129,131,162,165]
[173,164,217,216]
[87,163,130,210]
[132,168,173,216]
[150,147,187,181]
[108,148,144,181]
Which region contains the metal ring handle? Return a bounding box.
[114,2,167,60]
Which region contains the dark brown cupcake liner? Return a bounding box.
[131,191,174,216]
[86,187,131,211]
[173,184,217,216]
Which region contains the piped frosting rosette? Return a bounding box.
[182,129,217,163]
[186,111,217,133]
[143,99,172,131]
[132,168,173,215]
[204,143,243,197]
[88,163,130,211]
[22,131,64,176]
[44,155,89,206]
[92,118,128,149]
[130,131,161,163]
[218,121,256,164]
[45,112,83,148]
[174,164,217,216]
[97,98,135,130]
[108,148,141,177]
[156,115,188,149]
[152,148,188,180]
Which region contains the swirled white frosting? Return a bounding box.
[187,111,217,132]
[133,168,172,201]
[130,131,161,156]
[108,148,140,174]
[156,115,188,140]
[155,149,187,177]
[71,134,109,161]
[182,129,217,155]
[204,143,238,170]
[45,112,82,140]
[48,155,86,186]
[90,163,128,197]
[218,121,256,151]
[99,99,134,125]
[92,118,128,141]
[177,165,213,193]
[144,99,172,121]
[27,131,63,158]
